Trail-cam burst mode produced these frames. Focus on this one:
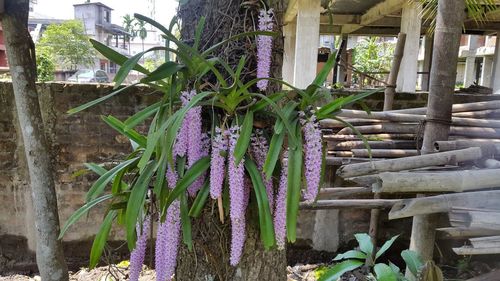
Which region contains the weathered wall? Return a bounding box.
[2,83,500,264]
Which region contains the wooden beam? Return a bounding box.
[320,14,360,25]
[341,0,406,34]
[284,0,298,23]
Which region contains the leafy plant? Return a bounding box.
[318,233,429,281]
[36,50,55,82]
[59,12,380,272]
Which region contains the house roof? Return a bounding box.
[73,2,113,11]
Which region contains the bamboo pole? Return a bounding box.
[453,247,500,255]
[365,169,500,193]
[453,108,500,118]
[319,187,372,198]
[437,227,500,239]
[384,32,407,111]
[433,140,500,153]
[466,269,500,281]
[352,149,418,158]
[390,100,500,115]
[319,118,384,129]
[337,147,482,178]
[333,140,416,151]
[388,190,500,220]
[299,199,398,210]
[323,133,416,141]
[334,109,500,128]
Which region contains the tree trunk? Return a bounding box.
[409,0,466,267]
[176,0,287,279]
[2,1,69,280]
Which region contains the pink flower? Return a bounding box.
[301,113,322,203]
[257,9,274,91]
[228,126,246,265]
[129,216,151,281]
[210,127,228,199]
[274,152,288,250]
[250,130,274,212]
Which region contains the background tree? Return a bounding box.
[122,14,137,54]
[37,20,96,70]
[2,0,69,280]
[135,19,147,54]
[352,37,395,86]
[36,50,55,82]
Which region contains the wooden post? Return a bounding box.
[384,32,406,111]
[421,35,433,91]
[282,20,297,86]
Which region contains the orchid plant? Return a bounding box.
[59,11,379,281]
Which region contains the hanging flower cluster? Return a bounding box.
[251,130,274,211]
[210,127,228,199]
[274,151,288,250]
[155,166,181,281]
[300,112,323,203]
[256,8,274,91]
[129,216,151,281]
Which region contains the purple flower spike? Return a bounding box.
[156,165,181,281]
[257,9,274,91]
[274,152,288,250]
[301,113,322,203]
[187,105,204,196]
[230,218,246,266]
[210,127,228,199]
[250,130,274,212]
[228,126,247,265]
[155,200,181,281]
[129,216,151,281]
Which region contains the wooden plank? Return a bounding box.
[388,191,500,220]
[299,199,399,210]
[337,147,482,178]
[365,169,500,193]
[469,236,500,248]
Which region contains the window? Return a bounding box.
[109,62,117,74]
[105,10,111,23]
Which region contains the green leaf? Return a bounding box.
[180,193,193,250]
[124,102,161,130]
[59,194,113,239]
[189,180,210,218]
[140,61,184,83]
[90,39,149,74]
[193,17,206,50]
[68,83,139,114]
[374,263,398,281]
[330,116,371,159]
[250,92,286,112]
[233,111,253,165]
[263,129,284,180]
[89,210,116,269]
[86,157,140,202]
[84,163,108,176]
[355,233,374,256]
[245,159,275,249]
[286,121,302,243]
[317,260,363,281]
[113,52,144,89]
[401,250,424,277]
[101,115,147,148]
[310,51,336,91]
[376,235,399,260]
[202,30,276,57]
[125,161,156,250]
[164,156,210,209]
[315,88,382,119]
[333,250,367,261]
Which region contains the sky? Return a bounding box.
[32,0,178,26]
